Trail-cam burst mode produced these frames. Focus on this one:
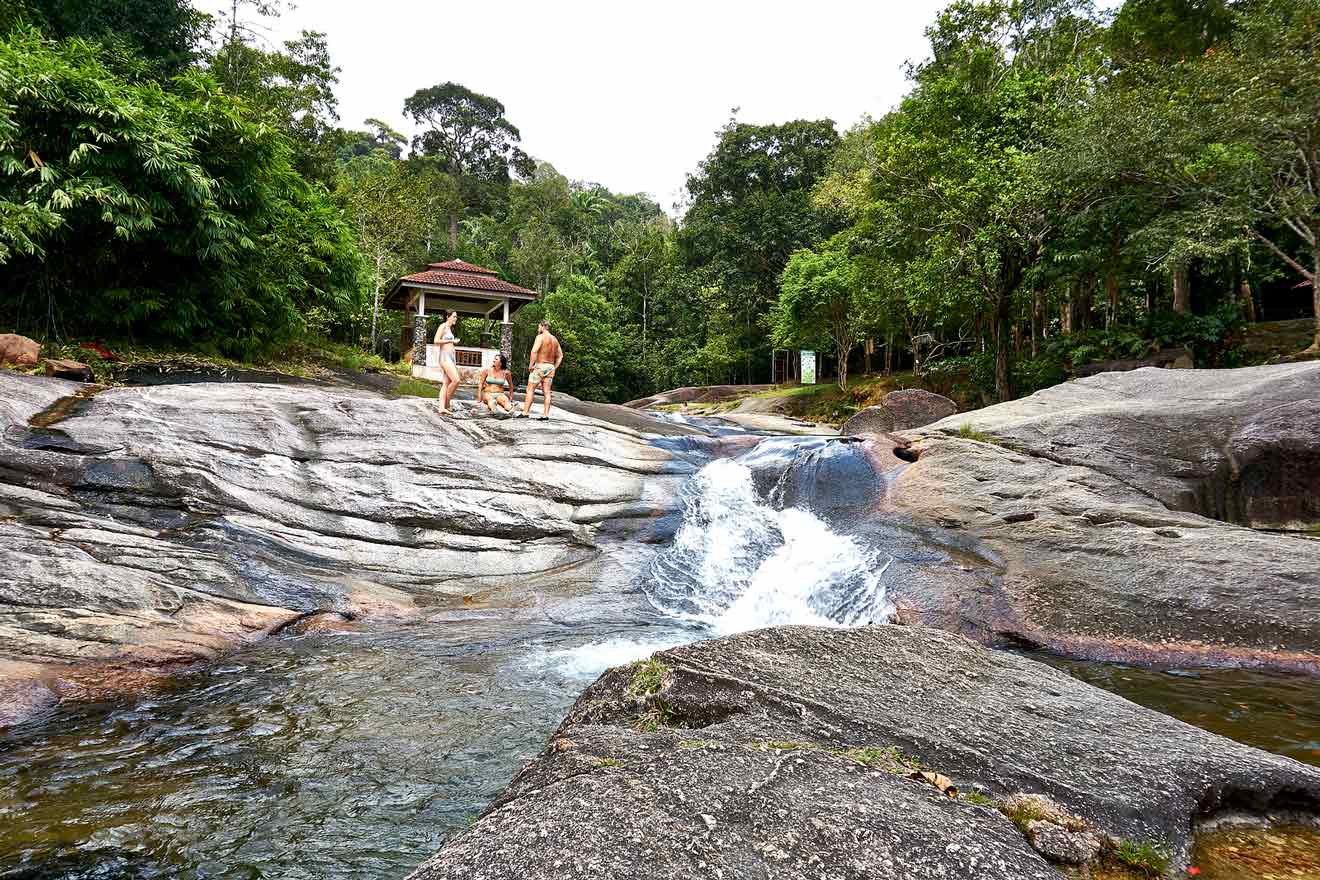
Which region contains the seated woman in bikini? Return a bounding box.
[434,311,461,415]
[477,353,515,417]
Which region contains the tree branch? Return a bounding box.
[1249,228,1314,280]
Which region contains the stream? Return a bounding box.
[2,433,1317,879]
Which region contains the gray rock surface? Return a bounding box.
[842,388,957,436]
[407,625,1320,879]
[878,362,1320,670]
[0,371,696,722]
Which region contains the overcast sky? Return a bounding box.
[200,1,957,211]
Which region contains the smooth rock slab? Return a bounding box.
[408,626,1320,879]
[879,362,1320,671]
[0,373,693,722]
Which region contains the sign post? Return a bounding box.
[800,350,817,385]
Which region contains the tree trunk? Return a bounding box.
[836,342,850,390]
[883,334,893,375]
[370,253,383,351]
[994,293,1013,403]
[1060,297,1071,335]
[1240,279,1257,323]
[863,337,873,375]
[1172,263,1191,315]
[1105,272,1120,328]
[1310,247,1320,352]
[1031,285,1043,356]
[448,208,459,253]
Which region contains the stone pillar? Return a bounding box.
[413,315,427,366]
[500,322,513,364]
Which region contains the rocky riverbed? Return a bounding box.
[0,371,708,725]
[3,362,1319,879]
[878,362,1320,671]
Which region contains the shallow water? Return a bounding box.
[1037,656,1320,769]
[0,614,697,880]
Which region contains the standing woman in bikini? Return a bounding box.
[435,310,461,414]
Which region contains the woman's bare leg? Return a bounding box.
[441,361,461,411]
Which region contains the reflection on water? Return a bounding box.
[0,616,692,880]
[1035,655,1320,768]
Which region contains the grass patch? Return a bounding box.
[394,377,439,399]
[591,757,622,769]
[625,658,671,698]
[1107,839,1168,877]
[634,700,681,732]
[961,791,996,808]
[957,423,993,443]
[752,740,818,752]
[832,746,920,773]
[999,799,1051,833]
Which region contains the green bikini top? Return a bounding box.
[484,375,508,388]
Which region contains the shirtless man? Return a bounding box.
[520,320,563,420]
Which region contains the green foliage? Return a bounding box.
[680,118,840,383]
[624,658,670,698]
[960,791,996,808]
[1108,838,1169,877]
[956,423,992,443]
[20,0,207,78]
[0,31,362,357]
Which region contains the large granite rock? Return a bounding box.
[842,389,957,436]
[408,625,1320,879]
[0,372,701,723]
[877,362,1320,671]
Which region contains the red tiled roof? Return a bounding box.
[399,261,537,298]
[426,259,498,275]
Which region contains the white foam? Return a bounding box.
[530,636,687,680]
[648,458,894,634]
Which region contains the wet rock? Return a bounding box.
[42,358,93,382]
[0,333,40,367]
[842,389,956,436]
[885,362,1320,671]
[0,373,692,722]
[407,625,1320,879]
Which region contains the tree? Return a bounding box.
[679,117,840,384]
[336,154,427,350]
[774,234,873,390]
[0,31,361,354]
[211,29,344,185]
[21,0,207,77]
[404,82,534,251]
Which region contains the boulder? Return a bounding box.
[42,357,93,382]
[842,388,956,436]
[0,372,699,723]
[875,362,1320,671]
[0,333,40,367]
[407,625,1320,879]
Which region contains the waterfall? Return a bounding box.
[646,457,893,634]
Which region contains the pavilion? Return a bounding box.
[384,259,538,383]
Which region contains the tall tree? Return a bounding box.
[404,82,534,251]
[680,117,840,383]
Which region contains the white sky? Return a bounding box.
[199,0,949,212]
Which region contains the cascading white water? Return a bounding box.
[647,457,893,634]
